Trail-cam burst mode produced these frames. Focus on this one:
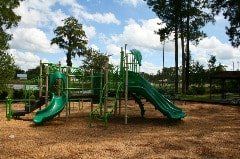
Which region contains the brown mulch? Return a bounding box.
[0,101,239,159]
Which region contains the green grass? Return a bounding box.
[179,93,240,102]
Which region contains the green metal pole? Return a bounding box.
[66,67,69,120]
[120,47,124,78]
[124,44,128,124]
[6,97,13,120]
[100,69,103,115]
[104,58,109,118]
[45,65,49,106]
[39,60,43,98]
[58,61,61,96]
[91,69,93,112]
[132,54,134,72]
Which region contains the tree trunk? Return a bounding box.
[66,52,72,67]
[181,32,186,94]
[185,0,190,92]
[174,26,179,94]
[162,40,165,86]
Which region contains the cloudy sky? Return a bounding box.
[9,0,240,73]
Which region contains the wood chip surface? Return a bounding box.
[0,101,239,158]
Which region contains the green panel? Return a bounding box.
[128,71,186,119]
[92,72,103,102]
[49,71,66,89]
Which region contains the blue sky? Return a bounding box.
[9,0,240,73]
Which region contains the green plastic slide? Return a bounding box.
[33,93,67,124]
[33,71,67,124]
[128,71,186,119]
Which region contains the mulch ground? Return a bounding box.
[0,100,239,159]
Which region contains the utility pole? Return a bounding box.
[162,40,165,86]
[233,61,235,71]
[163,40,165,70]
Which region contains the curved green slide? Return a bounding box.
[33,93,67,124]
[33,71,67,124]
[128,71,186,119]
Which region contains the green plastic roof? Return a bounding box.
[130,49,142,66]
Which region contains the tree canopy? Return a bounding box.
[82,48,109,71]
[0,0,21,94]
[0,52,15,93]
[0,0,21,51]
[210,0,240,47]
[51,17,88,66]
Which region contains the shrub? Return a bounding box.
[0,91,8,100]
[13,90,24,99]
[187,86,206,95]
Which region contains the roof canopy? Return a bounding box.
[211,71,240,79]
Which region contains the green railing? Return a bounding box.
[89,81,123,127]
[5,97,13,120]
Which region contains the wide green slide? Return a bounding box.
[128,71,186,119]
[33,93,67,124]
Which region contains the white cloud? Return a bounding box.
[10,49,48,71]
[116,0,143,7]
[50,9,68,26]
[59,0,120,25]
[59,56,83,67]
[192,36,240,62]
[15,0,66,28]
[15,0,120,28]
[109,18,172,52]
[83,25,96,40]
[188,36,240,71]
[90,44,99,51]
[106,44,121,56]
[80,12,121,25]
[141,62,160,74]
[10,28,59,54]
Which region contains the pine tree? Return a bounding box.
[210,0,240,47]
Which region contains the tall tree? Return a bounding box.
[145,0,214,94]
[179,2,186,94]
[182,0,215,92]
[210,0,240,47]
[51,17,88,67]
[145,0,182,94]
[0,0,21,94]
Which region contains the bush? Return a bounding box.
[187,86,206,95]
[158,85,175,96]
[12,90,39,100]
[0,91,8,100]
[13,90,24,99]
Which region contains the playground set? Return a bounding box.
[6,45,186,126]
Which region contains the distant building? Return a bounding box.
[17,74,27,80]
[12,84,38,90]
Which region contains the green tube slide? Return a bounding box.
[128,71,186,119]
